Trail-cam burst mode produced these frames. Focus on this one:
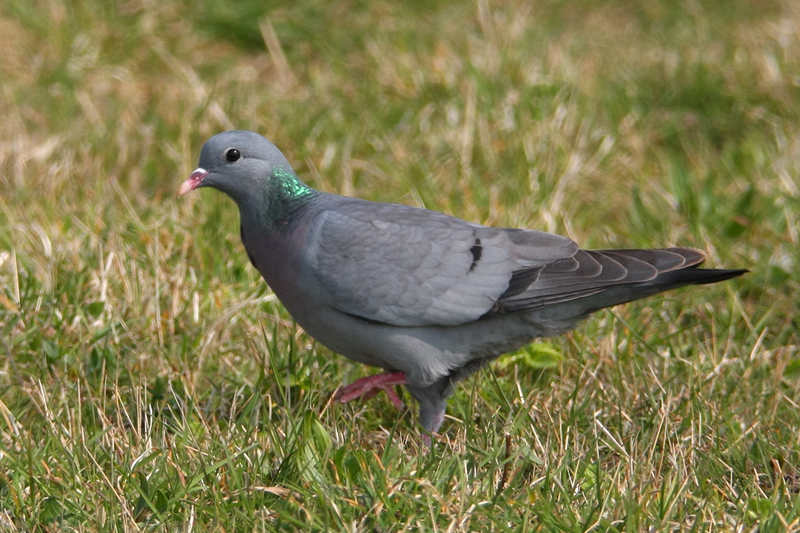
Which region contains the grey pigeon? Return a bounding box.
[180,130,747,436]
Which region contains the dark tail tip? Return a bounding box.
[658,267,748,287]
[691,268,748,285]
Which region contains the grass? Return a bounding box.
[0,0,798,530]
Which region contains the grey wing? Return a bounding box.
[304,202,579,327]
[494,247,707,313]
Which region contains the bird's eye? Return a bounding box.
[224,148,242,163]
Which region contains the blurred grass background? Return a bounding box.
[0,0,798,530]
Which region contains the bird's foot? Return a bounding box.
[335,371,407,410]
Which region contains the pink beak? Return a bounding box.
[178,168,209,196]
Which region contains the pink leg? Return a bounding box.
[335,372,407,410]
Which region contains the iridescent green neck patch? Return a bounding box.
[273,167,315,200]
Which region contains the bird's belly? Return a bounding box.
[274,284,547,387]
[249,244,547,386]
[257,270,387,368]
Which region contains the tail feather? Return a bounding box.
[501,247,746,321]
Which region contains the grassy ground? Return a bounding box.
[1,0,799,530]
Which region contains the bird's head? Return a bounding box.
[178,130,303,206]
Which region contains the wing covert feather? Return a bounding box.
[304,200,578,326]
